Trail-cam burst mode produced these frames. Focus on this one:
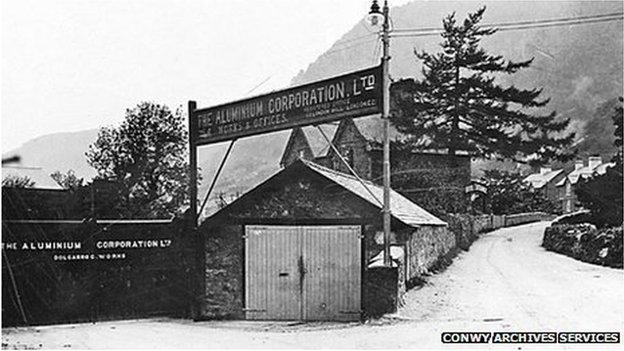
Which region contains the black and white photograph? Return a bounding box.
[1,0,623,349]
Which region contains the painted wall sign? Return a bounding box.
[192,65,382,145]
[2,239,174,262]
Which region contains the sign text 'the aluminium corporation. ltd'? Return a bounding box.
[193,65,382,145]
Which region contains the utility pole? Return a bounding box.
[370,0,392,267]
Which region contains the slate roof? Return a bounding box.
[523,169,564,189]
[350,116,471,155]
[352,115,406,143]
[301,124,338,157]
[2,166,63,190]
[555,162,615,186]
[302,160,447,227]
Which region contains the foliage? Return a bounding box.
[86,102,190,218]
[50,170,84,190]
[575,167,623,228]
[484,169,559,215]
[612,97,623,163]
[575,98,623,228]
[2,174,35,188]
[543,224,622,268]
[391,7,574,165]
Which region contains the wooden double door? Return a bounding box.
[244,225,361,321]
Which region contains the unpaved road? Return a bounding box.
[3,221,622,349]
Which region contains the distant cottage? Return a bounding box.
[555,156,614,213]
[523,167,565,203]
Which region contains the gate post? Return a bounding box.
[188,100,203,320]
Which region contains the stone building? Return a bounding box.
[555,156,615,213]
[523,167,565,203]
[281,117,471,208]
[199,159,454,321]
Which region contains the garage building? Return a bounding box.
[198,159,454,321]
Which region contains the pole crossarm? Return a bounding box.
[315,125,384,207]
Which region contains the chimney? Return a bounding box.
[540,167,552,175]
[588,156,602,169]
[574,160,584,171]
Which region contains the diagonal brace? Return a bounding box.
[315,125,384,207]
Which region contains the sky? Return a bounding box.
[1,0,413,151]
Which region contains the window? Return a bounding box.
[565,182,571,196]
[333,146,355,170]
[345,148,355,169]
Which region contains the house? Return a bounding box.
[2,165,64,190]
[280,116,472,210]
[555,156,615,213]
[199,159,454,321]
[523,167,565,203]
[279,124,338,167]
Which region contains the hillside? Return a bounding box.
[292,0,623,166]
[3,0,622,216]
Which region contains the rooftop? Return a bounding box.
[301,124,338,158]
[524,169,564,189]
[302,159,447,227]
[2,166,63,190]
[351,116,472,156]
[555,161,615,186]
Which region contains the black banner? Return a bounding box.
[193,65,383,145]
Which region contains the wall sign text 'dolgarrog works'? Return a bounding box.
[192,65,382,145]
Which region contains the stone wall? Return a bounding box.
[542,224,623,268]
[201,224,244,319]
[328,120,373,179]
[362,267,399,318]
[281,128,316,167]
[405,226,456,281]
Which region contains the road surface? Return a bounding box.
[2,221,622,349]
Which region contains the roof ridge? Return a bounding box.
[301,159,378,187]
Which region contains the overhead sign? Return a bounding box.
[192,65,383,145]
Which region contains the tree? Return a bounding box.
[2,175,35,188]
[50,170,84,190]
[484,169,559,215]
[86,102,190,218]
[612,96,623,163]
[391,7,574,165]
[575,97,623,228]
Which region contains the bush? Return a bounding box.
[575,166,623,228]
[484,169,560,215]
[542,224,623,268]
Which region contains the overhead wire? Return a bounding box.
[391,12,623,38]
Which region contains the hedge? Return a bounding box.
[542,224,623,269]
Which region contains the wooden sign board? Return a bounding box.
[191,65,382,145]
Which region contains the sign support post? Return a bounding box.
[187,100,202,320]
[187,64,383,320]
